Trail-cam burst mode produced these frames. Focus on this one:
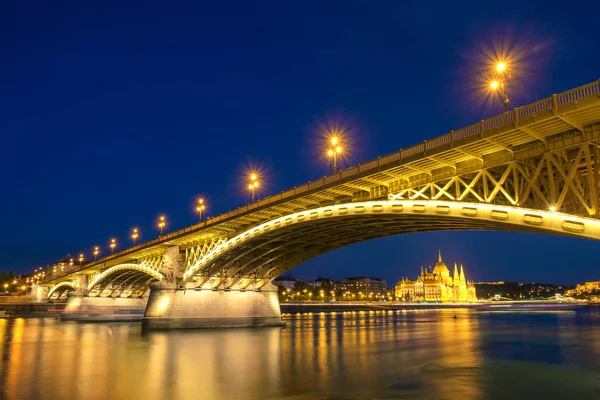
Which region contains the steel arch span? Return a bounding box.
[182,200,600,289]
[86,263,164,298]
[47,281,77,299]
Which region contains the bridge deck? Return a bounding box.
[43,79,600,284]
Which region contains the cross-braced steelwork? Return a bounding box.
[390,136,600,217]
[41,79,600,297]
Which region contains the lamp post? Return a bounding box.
[110,238,116,254]
[490,61,511,112]
[132,228,139,245]
[248,174,259,202]
[93,246,99,260]
[327,136,343,173]
[158,216,166,236]
[196,198,205,221]
[78,253,84,266]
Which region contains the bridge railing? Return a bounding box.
[43,79,600,283]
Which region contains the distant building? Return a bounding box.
[572,281,600,293]
[273,274,296,290]
[309,275,335,288]
[395,251,477,302]
[339,277,387,295]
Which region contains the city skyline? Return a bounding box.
[2,1,600,285]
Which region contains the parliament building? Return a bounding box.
[395,251,477,302]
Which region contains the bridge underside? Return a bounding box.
[87,269,159,298]
[47,285,75,300]
[186,201,596,290]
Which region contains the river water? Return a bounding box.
[1,308,600,400]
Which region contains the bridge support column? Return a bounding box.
[75,274,88,294]
[61,293,149,322]
[33,285,49,302]
[142,282,284,330]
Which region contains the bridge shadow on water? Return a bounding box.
[1,308,600,399]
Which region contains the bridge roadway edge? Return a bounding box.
[141,281,285,329]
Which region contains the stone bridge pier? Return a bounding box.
[142,282,284,329]
[142,245,284,329]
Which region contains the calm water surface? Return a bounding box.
[2,308,600,400]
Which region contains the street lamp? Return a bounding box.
[158,215,166,236]
[69,258,74,266]
[78,253,84,266]
[132,228,139,245]
[93,246,99,259]
[248,174,259,202]
[110,238,116,254]
[490,60,511,112]
[327,136,343,173]
[196,198,206,221]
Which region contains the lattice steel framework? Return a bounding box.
[390,139,600,218]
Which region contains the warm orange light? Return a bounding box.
[248,184,254,190]
[327,149,334,157]
[496,61,507,73]
[335,146,342,154]
[250,174,257,182]
[490,80,499,90]
[331,136,338,146]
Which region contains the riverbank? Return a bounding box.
[280,301,478,314]
[280,301,588,314]
[0,299,587,319]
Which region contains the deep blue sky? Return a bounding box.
[2,1,599,284]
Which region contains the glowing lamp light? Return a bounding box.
[196,198,206,221]
[158,216,166,235]
[490,80,500,90]
[496,61,507,73]
[549,206,557,212]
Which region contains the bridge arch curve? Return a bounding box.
[47,281,77,299]
[183,200,600,288]
[87,263,164,297]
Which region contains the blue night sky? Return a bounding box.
[1,1,599,284]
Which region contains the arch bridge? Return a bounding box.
[38,79,600,328]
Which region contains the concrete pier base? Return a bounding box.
[142,282,284,330]
[61,293,148,322]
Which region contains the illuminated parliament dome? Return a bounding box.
[395,251,477,303]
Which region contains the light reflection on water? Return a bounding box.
[2,308,600,399]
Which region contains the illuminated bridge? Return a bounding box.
[39,79,600,329]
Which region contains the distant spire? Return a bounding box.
[460,264,466,283]
[453,263,459,280]
[438,249,442,263]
